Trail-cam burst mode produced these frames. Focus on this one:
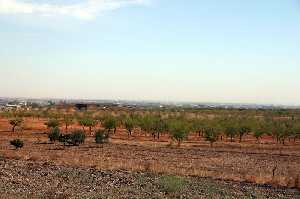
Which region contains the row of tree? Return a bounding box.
[7,112,300,146]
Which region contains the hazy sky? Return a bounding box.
[0,0,300,105]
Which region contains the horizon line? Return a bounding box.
[1,95,300,107]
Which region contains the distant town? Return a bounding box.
[0,97,298,111]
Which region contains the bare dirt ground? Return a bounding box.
[0,158,299,199]
[0,118,300,198]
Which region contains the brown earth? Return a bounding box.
[0,158,299,199]
[0,118,300,194]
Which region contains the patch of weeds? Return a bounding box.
[77,172,96,184]
[56,170,72,179]
[206,183,218,198]
[244,191,265,199]
[158,175,187,194]
[205,182,233,199]
[56,170,95,184]
[10,139,24,149]
[41,188,71,199]
[136,175,147,185]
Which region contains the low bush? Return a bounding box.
[10,139,24,149]
[71,130,86,145]
[48,127,61,142]
[95,129,109,144]
[45,119,60,129]
[59,134,72,146]
[59,130,86,146]
[159,175,187,194]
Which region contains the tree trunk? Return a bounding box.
[177,141,181,147]
[256,137,260,144]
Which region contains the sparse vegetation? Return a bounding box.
[10,139,24,149]
[59,130,86,146]
[48,127,61,142]
[95,129,109,144]
[0,107,300,191]
[159,175,187,193]
[45,119,60,129]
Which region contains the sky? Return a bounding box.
[0,0,300,105]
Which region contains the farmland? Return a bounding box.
[0,107,300,198]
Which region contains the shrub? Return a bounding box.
[71,130,86,145]
[48,127,61,142]
[45,119,60,129]
[59,130,86,146]
[10,139,24,149]
[59,134,72,146]
[95,130,109,144]
[159,175,187,193]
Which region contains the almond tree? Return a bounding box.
[253,120,267,143]
[103,116,117,134]
[125,117,134,136]
[237,126,251,142]
[151,117,168,140]
[190,119,207,137]
[44,119,60,129]
[63,115,74,132]
[225,126,237,142]
[78,117,97,134]
[139,115,154,136]
[9,118,23,132]
[204,127,219,147]
[168,120,189,147]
